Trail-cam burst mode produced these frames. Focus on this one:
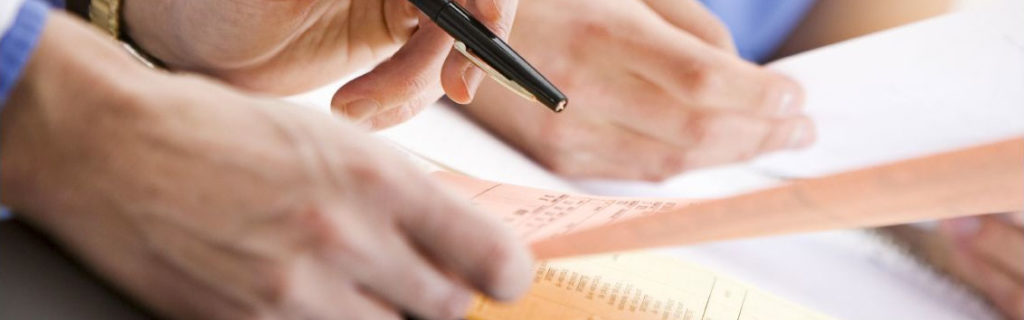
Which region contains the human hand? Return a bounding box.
[123,0,517,128]
[465,0,814,180]
[939,214,1023,320]
[1,14,531,320]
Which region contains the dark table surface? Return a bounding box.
[0,218,154,319]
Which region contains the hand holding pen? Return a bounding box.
[121,0,526,129]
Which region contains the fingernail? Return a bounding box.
[461,66,485,103]
[786,121,814,149]
[775,87,803,117]
[770,76,804,117]
[343,99,380,121]
[777,92,797,116]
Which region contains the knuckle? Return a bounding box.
[680,63,724,104]
[681,114,711,146]
[369,106,414,130]
[398,73,433,98]
[255,262,300,308]
[391,97,430,121]
[300,209,345,250]
[565,17,612,57]
[292,207,377,264]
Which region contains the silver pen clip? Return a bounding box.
[454,41,539,103]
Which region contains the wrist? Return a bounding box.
[0,12,158,212]
[118,0,292,72]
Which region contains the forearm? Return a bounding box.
[0,12,153,217]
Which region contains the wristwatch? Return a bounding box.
[89,0,163,68]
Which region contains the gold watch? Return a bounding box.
[89,0,163,68]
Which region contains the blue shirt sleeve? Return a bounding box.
[1,0,55,106]
[1,0,57,220]
[700,0,816,63]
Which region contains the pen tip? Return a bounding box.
[553,100,567,113]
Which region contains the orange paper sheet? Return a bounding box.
[433,138,1023,260]
[463,252,833,320]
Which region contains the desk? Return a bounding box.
[0,219,154,319]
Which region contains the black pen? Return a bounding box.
[408,0,568,112]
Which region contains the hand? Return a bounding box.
[939,214,1024,320]
[465,0,814,180]
[2,14,531,320]
[123,0,517,128]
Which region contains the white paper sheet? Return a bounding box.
[754,7,1024,178]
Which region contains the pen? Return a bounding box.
[408,0,568,112]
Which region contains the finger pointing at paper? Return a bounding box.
[466,0,814,180]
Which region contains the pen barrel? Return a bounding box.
[433,2,567,112]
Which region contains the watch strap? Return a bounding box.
[89,0,163,68]
[88,0,120,38]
